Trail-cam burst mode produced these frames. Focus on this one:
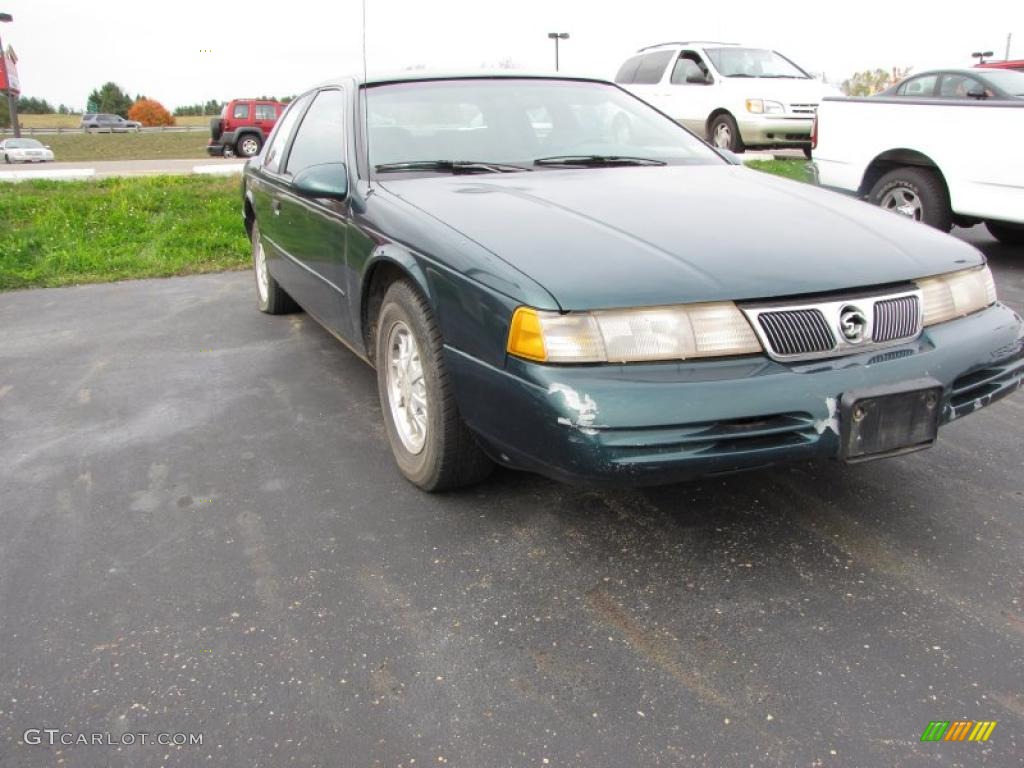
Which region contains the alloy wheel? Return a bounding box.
[880,186,923,221]
[385,321,428,455]
[253,236,269,303]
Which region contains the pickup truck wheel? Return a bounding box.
[985,221,1024,246]
[375,281,494,492]
[709,114,744,153]
[251,223,298,314]
[869,167,952,232]
[237,135,262,157]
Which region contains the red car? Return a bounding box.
[975,59,1024,73]
[208,99,284,158]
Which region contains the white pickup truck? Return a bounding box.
[813,95,1024,244]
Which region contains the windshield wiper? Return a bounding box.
[374,160,529,174]
[534,155,666,168]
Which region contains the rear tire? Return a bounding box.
[869,167,952,232]
[251,223,298,314]
[237,134,262,157]
[374,281,494,492]
[709,113,744,153]
[985,221,1024,246]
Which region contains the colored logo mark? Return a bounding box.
[921,721,997,742]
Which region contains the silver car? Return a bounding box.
[80,113,142,133]
[0,137,55,163]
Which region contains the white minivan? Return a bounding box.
[615,42,839,155]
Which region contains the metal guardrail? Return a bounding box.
[0,125,209,136]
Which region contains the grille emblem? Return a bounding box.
[839,305,868,343]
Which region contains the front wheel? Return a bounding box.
[375,281,493,491]
[709,113,744,153]
[868,167,952,231]
[985,220,1024,246]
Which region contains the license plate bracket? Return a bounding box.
[840,380,943,462]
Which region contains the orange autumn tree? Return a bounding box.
[128,98,175,127]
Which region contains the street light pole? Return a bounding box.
[547,32,569,72]
[0,12,18,138]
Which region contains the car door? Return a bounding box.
[663,51,718,133]
[253,103,277,141]
[269,88,352,335]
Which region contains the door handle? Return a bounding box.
[272,200,281,216]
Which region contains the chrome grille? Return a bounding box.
[872,295,920,342]
[757,309,835,356]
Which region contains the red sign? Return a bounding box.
[0,46,20,94]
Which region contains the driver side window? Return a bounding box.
[671,53,710,85]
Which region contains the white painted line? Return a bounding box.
[0,168,96,181]
[192,163,246,175]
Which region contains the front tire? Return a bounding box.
[869,167,952,231]
[985,221,1024,246]
[709,113,744,153]
[251,223,297,314]
[375,281,493,491]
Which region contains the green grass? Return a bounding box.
[745,158,816,184]
[1,131,209,162]
[0,175,249,290]
[16,114,211,129]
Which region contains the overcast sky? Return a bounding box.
[1,0,1020,109]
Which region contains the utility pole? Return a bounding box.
[547,32,569,72]
[0,12,18,137]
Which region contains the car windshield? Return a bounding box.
[6,139,43,148]
[980,69,1024,95]
[364,78,723,173]
[704,47,810,79]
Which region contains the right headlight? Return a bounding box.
[915,265,997,327]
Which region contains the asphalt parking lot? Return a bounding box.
[1,226,1022,767]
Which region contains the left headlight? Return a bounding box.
[746,99,785,115]
[507,303,763,364]
[916,265,997,327]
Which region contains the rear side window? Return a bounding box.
[255,104,276,120]
[262,93,314,174]
[615,55,644,84]
[285,89,346,177]
[633,51,674,85]
[895,75,937,97]
[233,103,251,119]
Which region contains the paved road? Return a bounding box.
[0,158,245,181]
[0,227,1021,767]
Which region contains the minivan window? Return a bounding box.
[633,51,674,85]
[263,92,314,174]
[285,89,346,177]
[614,55,644,84]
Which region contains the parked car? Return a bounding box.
[208,99,284,158]
[0,137,54,163]
[877,68,1024,100]
[241,72,1023,491]
[615,42,839,154]
[80,113,142,133]
[813,74,1024,241]
[976,59,1024,73]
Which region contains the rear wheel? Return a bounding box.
[869,167,952,231]
[709,113,744,153]
[375,281,493,491]
[237,134,262,157]
[985,220,1024,246]
[251,223,297,314]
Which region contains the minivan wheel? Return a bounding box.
[237,135,262,157]
[709,113,744,153]
[251,223,297,314]
[375,281,493,491]
[869,167,952,231]
[985,220,1024,246]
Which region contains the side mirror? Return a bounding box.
[292,163,349,200]
[966,86,987,99]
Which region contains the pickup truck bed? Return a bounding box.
[813,96,1024,240]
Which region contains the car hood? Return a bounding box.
[380,165,983,310]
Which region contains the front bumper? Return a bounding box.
[738,115,813,146]
[447,303,1024,486]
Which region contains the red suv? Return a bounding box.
[208,99,284,157]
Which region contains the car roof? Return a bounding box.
[312,71,613,90]
[636,41,739,52]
